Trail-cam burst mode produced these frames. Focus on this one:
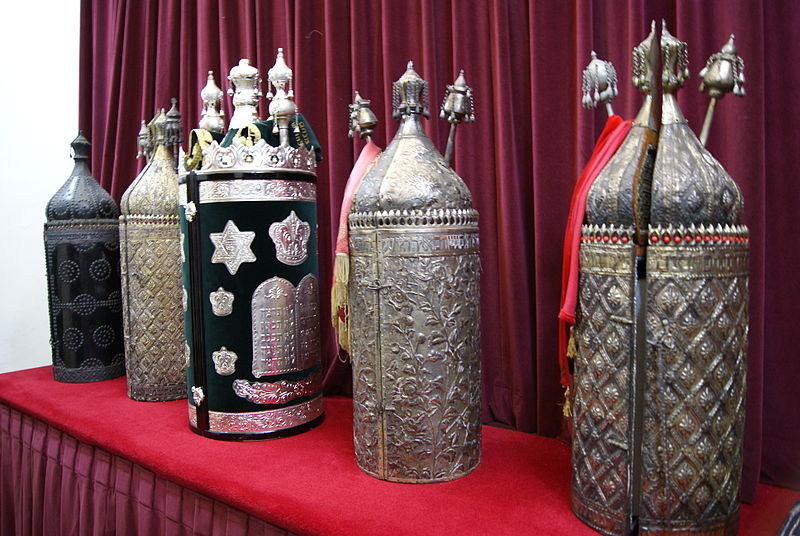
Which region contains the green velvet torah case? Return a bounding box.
[179,163,324,440]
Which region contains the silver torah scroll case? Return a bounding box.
[180,50,325,439]
[348,63,481,482]
[571,22,749,536]
[120,104,187,401]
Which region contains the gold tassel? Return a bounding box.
[566,326,577,359]
[562,386,572,418]
[331,252,351,358]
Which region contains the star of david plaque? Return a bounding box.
[209,220,257,275]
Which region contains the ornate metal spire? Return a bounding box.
[348,91,378,142]
[660,20,690,94]
[582,51,618,116]
[199,70,225,133]
[266,48,299,145]
[632,20,658,95]
[227,59,262,129]
[698,34,746,145]
[136,119,152,161]
[392,61,429,120]
[660,20,690,125]
[440,69,475,166]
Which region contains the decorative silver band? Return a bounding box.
[188,394,324,434]
[350,229,480,257]
[349,208,479,229]
[179,180,316,205]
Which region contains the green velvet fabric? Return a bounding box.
[219,113,323,162]
[180,176,320,414]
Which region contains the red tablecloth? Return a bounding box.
[0,366,796,535]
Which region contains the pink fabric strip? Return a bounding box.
[334,141,382,256]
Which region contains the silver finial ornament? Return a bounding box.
[348,91,378,142]
[136,120,152,161]
[266,48,299,144]
[632,20,658,94]
[440,69,475,166]
[698,34,746,145]
[227,59,262,129]
[199,70,226,133]
[392,61,429,120]
[582,51,618,116]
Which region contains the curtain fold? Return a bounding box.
[78,0,800,500]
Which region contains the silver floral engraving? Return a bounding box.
[188,394,324,433]
[198,179,316,204]
[349,226,481,483]
[269,211,311,266]
[209,220,256,275]
[232,370,320,404]
[209,287,234,316]
[212,346,238,376]
[191,386,205,405]
[182,287,188,312]
[251,274,319,376]
[184,341,191,367]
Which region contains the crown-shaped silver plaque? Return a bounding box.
[269,210,311,266]
[201,137,316,174]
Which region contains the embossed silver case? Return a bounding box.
[180,160,324,439]
[348,63,482,482]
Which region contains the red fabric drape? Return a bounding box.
[78,0,800,501]
[0,404,293,535]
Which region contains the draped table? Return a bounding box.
[0,366,796,535]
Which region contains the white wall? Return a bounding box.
[0,1,81,373]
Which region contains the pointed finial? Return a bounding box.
[164,97,183,148]
[582,51,618,114]
[267,48,294,100]
[200,70,226,132]
[266,48,299,144]
[441,69,475,167]
[149,108,168,144]
[392,60,429,121]
[201,70,224,103]
[699,34,746,99]
[136,119,152,160]
[632,20,658,94]
[348,91,378,141]
[661,20,690,93]
[440,70,474,124]
[71,132,91,161]
[698,33,746,145]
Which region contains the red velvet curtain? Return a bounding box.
[78,0,800,501]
